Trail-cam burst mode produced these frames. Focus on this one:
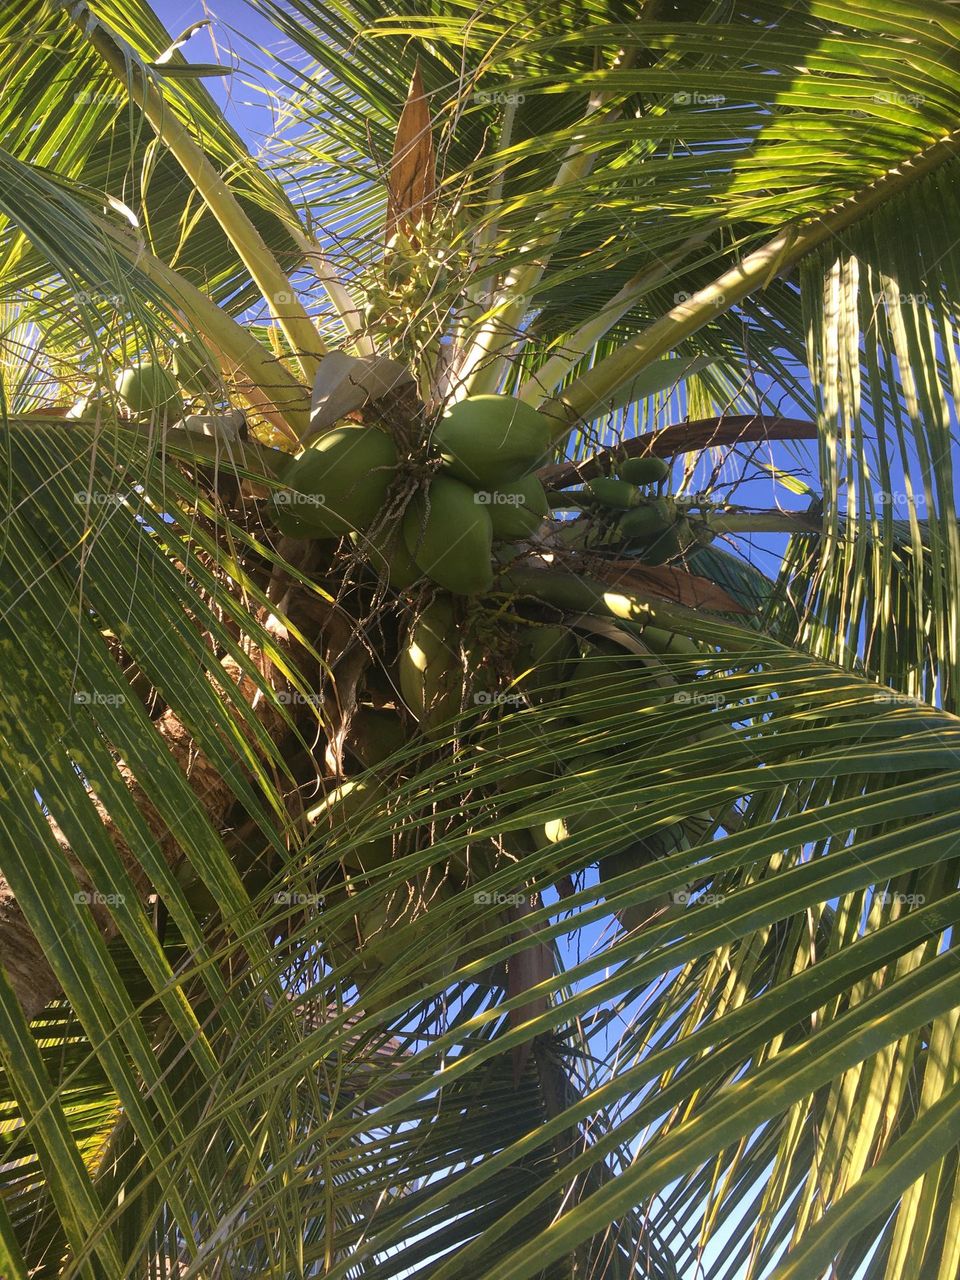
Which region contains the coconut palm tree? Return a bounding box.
[1,0,959,1276]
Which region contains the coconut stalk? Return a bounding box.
[501,564,760,649]
[454,48,638,399]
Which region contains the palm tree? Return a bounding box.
[1,0,959,1276]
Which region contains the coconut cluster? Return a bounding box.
[270,393,553,595]
[558,455,708,562]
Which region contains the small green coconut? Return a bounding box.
[617,456,670,486]
[584,477,643,509]
[283,424,398,537]
[115,361,183,422]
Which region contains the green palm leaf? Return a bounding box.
[1,2,959,1278]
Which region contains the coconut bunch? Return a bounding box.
[123,368,712,980]
[554,455,712,564]
[269,392,553,594]
[260,386,711,756]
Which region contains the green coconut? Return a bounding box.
[435,394,552,489]
[308,779,393,873]
[403,474,494,595]
[618,497,677,540]
[172,336,221,396]
[349,527,421,588]
[641,625,701,656]
[269,450,315,535]
[283,424,398,537]
[565,645,653,725]
[529,814,571,851]
[345,707,408,769]
[584,476,642,510]
[115,361,183,422]
[530,789,644,857]
[617,455,670,486]
[358,881,459,984]
[487,473,549,540]
[632,516,694,565]
[399,597,466,728]
[270,496,319,538]
[600,824,686,885]
[516,624,578,702]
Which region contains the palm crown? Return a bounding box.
[1,2,959,1278]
